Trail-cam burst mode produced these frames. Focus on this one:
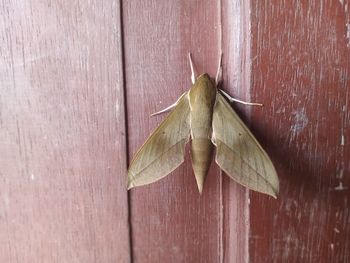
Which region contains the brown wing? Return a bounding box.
[212,93,279,198]
[127,92,191,189]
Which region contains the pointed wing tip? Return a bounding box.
[269,192,278,199]
[249,187,278,198]
[127,179,135,190]
[266,186,279,199]
[271,181,280,199]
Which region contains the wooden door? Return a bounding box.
[1,0,349,262]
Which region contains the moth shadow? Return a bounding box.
[234,107,329,201]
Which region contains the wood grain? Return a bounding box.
[0,0,130,262]
[2,0,348,261]
[250,0,350,262]
[221,0,251,262]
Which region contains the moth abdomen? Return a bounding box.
[190,138,214,193]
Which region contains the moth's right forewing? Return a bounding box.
[127,92,191,189]
[212,93,279,198]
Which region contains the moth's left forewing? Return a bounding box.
[212,93,279,198]
[127,92,191,189]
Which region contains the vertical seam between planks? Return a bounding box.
[119,0,134,262]
[218,0,224,262]
[242,0,251,262]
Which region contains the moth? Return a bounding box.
[127,54,279,198]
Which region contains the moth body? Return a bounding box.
[188,74,217,193]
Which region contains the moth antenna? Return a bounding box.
[151,92,187,116]
[150,102,177,116]
[188,52,196,84]
[215,52,223,85]
[219,89,263,106]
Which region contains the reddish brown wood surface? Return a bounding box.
[0,0,130,262]
[250,0,350,262]
[1,0,349,262]
[221,0,251,262]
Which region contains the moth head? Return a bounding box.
[194,73,217,89]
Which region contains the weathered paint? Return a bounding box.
[250,0,350,262]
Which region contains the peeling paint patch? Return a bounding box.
[346,23,350,47]
[339,0,349,14]
[290,108,309,139]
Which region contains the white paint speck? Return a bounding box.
[341,134,345,146]
[276,107,286,114]
[334,228,340,233]
[30,173,35,180]
[330,243,334,250]
[3,195,9,206]
[334,181,348,191]
[115,103,120,115]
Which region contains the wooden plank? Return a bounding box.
[0,1,130,262]
[250,0,350,262]
[123,0,223,261]
[221,0,251,262]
